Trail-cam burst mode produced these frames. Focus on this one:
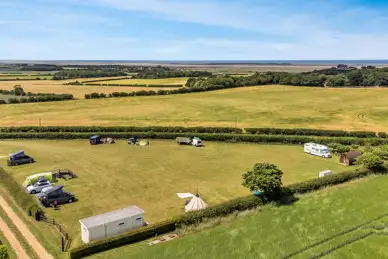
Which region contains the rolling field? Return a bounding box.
[90,175,388,259]
[87,77,188,85]
[1,85,388,130]
[0,74,53,80]
[0,140,345,247]
[0,79,176,98]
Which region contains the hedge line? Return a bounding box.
[0,126,243,134]
[69,220,176,259]
[245,128,382,138]
[0,126,386,138]
[84,83,183,88]
[0,167,42,215]
[68,167,380,258]
[1,132,387,146]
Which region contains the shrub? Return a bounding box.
[68,220,176,259]
[327,143,351,155]
[0,245,8,259]
[355,152,384,171]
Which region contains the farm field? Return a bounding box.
[1,85,388,130]
[0,79,176,99]
[90,175,388,259]
[0,140,346,247]
[0,74,53,80]
[88,77,188,85]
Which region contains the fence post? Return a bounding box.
[61,237,64,252]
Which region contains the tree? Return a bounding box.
[355,152,384,171]
[242,163,283,196]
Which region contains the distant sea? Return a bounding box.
[48,60,388,65]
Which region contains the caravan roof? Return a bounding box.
[9,150,25,157]
[44,184,64,195]
[304,143,328,149]
[90,135,100,140]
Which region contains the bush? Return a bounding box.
[0,245,8,259]
[327,143,351,155]
[68,220,176,259]
[355,152,384,171]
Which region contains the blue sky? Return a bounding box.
[1,0,388,60]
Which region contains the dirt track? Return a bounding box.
[0,215,30,258]
[0,196,53,259]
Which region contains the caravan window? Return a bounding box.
[136,217,142,221]
[118,222,124,226]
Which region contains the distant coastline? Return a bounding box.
[1,60,388,66]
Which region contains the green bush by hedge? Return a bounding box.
[0,245,8,259]
[68,220,176,259]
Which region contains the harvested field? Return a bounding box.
[87,77,188,85]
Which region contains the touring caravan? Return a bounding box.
[304,143,332,158]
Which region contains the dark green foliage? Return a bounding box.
[175,195,264,227]
[0,126,242,134]
[0,168,42,215]
[245,128,377,138]
[68,220,176,259]
[52,70,127,80]
[0,245,8,259]
[242,163,283,196]
[134,70,212,79]
[287,168,373,194]
[327,143,351,155]
[355,152,384,171]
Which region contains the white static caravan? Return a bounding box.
[79,206,144,244]
[304,143,332,158]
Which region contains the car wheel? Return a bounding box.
[68,199,73,203]
[31,190,36,194]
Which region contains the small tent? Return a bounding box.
[185,194,208,212]
[339,151,362,165]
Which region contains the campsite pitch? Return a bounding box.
[0,140,345,247]
[2,85,388,130]
[89,175,388,259]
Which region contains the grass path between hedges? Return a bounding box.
[0,196,53,259]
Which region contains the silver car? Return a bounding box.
[26,180,52,194]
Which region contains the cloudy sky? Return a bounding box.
[1,0,388,60]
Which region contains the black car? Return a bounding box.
[40,192,75,207]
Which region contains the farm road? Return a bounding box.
[0,196,53,259]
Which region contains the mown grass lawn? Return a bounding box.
[0,140,345,247]
[89,175,388,259]
[1,85,388,130]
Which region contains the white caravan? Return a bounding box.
[304,143,332,158]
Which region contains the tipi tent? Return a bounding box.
[185,194,208,212]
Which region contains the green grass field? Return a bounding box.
[0,140,346,247]
[1,85,388,130]
[0,75,53,80]
[88,77,188,85]
[89,175,388,259]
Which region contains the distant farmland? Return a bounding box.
[87,77,188,86]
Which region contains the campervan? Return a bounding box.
[304,143,332,158]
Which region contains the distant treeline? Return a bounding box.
[52,70,127,80]
[0,86,73,104]
[133,70,212,79]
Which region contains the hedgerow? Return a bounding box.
[245,128,378,138]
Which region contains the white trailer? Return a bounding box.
[79,206,144,244]
[319,170,332,178]
[304,143,332,158]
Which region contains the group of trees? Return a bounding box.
[0,86,73,104]
[52,70,127,80]
[134,70,212,79]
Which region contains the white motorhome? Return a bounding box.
[304,143,332,158]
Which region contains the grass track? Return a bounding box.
[1,85,388,130]
[0,140,345,248]
[89,175,388,259]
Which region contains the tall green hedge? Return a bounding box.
[0,126,242,134]
[245,128,378,138]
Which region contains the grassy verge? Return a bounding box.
[0,232,17,259]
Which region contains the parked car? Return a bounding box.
[7,150,35,166]
[38,185,75,207]
[22,172,55,187]
[26,180,52,194]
